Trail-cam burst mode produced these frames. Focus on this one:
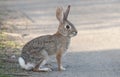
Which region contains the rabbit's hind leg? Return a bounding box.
[33,59,52,72]
[33,50,52,72]
[39,59,52,72]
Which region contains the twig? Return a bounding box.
[20,10,34,23]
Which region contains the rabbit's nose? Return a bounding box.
[72,31,77,36]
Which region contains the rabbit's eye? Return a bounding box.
[65,25,70,29]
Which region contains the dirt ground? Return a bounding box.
[0,0,120,77]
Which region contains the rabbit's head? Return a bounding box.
[56,5,77,37]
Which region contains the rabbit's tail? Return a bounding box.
[18,57,35,70]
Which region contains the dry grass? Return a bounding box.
[0,7,32,77]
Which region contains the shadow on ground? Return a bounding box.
[29,49,120,77]
[0,49,120,77]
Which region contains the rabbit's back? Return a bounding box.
[21,35,57,62]
[22,35,56,52]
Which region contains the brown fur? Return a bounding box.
[19,5,77,71]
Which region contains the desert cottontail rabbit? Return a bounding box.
[18,5,77,72]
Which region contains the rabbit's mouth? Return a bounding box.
[69,31,77,37]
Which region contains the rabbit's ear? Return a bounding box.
[64,5,71,20]
[56,7,64,23]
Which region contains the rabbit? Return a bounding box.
[18,5,77,72]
